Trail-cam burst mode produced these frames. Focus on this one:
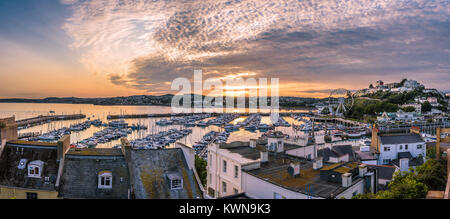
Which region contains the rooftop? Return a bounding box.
[244,154,362,198]
[219,141,267,160]
[379,133,424,145]
[0,143,59,191]
[129,148,202,199]
[8,140,57,147]
[66,148,123,157]
[58,151,130,199]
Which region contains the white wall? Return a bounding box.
[286,145,315,160]
[378,142,426,164]
[335,179,365,199]
[207,143,260,198]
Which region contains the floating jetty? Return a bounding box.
[16,114,86,128]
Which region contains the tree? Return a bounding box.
[402,106,416,112]
[415,159,448,191]
[353,171,428,199]
[422,101,432,113]
[369,84,374,89]
[195,155,207,186]
[400,78,408,86]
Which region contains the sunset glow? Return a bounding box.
[0,0,449,98]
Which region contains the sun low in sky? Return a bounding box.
[0,0,449,99]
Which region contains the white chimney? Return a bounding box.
[400,158,409,172]
[342,173,352,188]
[260,151,268,163]
[313,157,323,170]
[359,164,367,177]
[250,139,257,148]
[288,162,301,177]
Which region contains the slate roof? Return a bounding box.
[367,165,396,180]
[379,133,424,145]
[244,154,362,199]
[57,148,130,199]
[219,141,266,160]
[318,145,354,162]
[129,148,202,199]
[317,148,339,162]
[0,143,59,191]
[398,152,413,159]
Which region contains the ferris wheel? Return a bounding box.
[328,88,354,116]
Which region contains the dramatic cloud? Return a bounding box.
[61,0,450,96]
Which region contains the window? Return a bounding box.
[171,179,183,190]
[234,165,239,178]
[222,181,227,193]
[383,159,391,164]
[26,192,38,199]
[223,160,227,173]
[98,171,113,189]
[399,145,403,150]
[27,161,43,178]
[234,188,239,195]
[417,144,423,149]
[384,147,390,152]
[405,145,408,150]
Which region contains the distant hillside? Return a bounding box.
[0,94,319,108]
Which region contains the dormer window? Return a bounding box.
[167,172,183,190]
[98,171,113,189]
[28,160,44,178]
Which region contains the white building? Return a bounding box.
[206,140,263,198]
[375,132,426,165]
[404,80,421,89]
[242,161,375,199]
[208,132,377,199]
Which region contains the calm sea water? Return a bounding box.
[0,103,309,148]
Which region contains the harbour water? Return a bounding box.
[0,103,311,148]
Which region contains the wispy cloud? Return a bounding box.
[61,0,450,96]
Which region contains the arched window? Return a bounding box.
[98,171,113,189]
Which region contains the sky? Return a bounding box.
[0,0,449,98]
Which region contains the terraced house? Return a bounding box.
[0,118,203,199]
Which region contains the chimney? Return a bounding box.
[260,151,268,163]
[400,158,409,172]
[288,162,301,177]
[250,139,257,148]
[57,135,70,162]
[371,125,379,152]
[342,173,352,188]
[358,164,367,177]
[121,138,132,163]
[313,157,323,170]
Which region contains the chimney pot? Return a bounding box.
[313,157,323,170]
[342,173,352,188]
[260,151,268,163]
